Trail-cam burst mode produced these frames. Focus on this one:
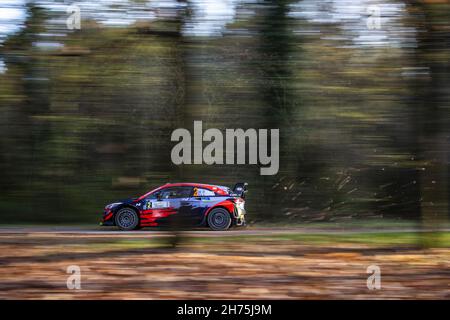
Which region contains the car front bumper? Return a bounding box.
[100,209,114,226]
[99,220,114,226]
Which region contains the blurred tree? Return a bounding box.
[413,1,450,245]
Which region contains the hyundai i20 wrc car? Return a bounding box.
[100,182,248,231]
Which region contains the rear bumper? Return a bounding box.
[233,206,246,226]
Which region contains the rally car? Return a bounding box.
[100,182,247,231]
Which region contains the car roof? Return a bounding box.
[165,182,226,190]
[137,182,229,200]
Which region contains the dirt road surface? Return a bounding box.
[0,227,448,299]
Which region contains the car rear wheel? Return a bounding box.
[115,208,140,231]
[207,208,232,231]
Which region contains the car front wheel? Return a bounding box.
[115,208,140,231]
[207,208,232,231]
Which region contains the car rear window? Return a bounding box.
[195,188,215,196]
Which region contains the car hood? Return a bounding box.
[117,197,137,204]
[105,198,137,208]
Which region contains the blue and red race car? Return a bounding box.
[101,182,247,231]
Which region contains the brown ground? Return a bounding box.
[0,229,448,299]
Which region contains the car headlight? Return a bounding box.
[105,202,122,210]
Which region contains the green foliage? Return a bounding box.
[0,1,449,229]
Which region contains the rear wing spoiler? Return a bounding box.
[231,182,248,199]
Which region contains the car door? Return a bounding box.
[142,186,193,225]
[179,187,217,225]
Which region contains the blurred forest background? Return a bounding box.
[0,0,449,225]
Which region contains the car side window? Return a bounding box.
[159,187,193,199]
